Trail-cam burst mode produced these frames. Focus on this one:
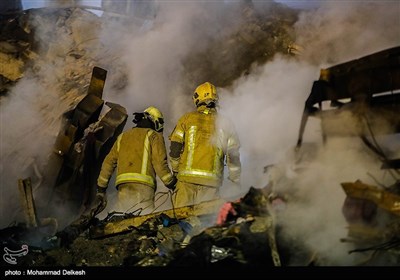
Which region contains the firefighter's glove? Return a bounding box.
[166,175,177,191]
[92,186,107,216]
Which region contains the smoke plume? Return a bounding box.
[217,0,399,265]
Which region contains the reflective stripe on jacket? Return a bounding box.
[169,106,241,187]
[97,127,174,189]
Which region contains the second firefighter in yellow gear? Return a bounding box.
[96,106,176,214]
[169,82,241,207]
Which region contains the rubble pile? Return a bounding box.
[340,180,400,265]
[18,215,200,266]
[8,187,287,267]
[1,8,98,98]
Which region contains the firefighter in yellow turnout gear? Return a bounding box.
[95,106,176,214]
[169,82,241,207]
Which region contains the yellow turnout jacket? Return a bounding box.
[97,127,174,190]
[169,106,241,187]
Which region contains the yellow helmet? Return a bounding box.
[193,82,218,107]
[144,106,164,132]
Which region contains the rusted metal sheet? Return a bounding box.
[48,66,127,218]
[341,180,400,216]
[53,67,106,159]
[87,66,107,98]
[296,46,400,148]
[52,67,106,178]
[89,199,225,239]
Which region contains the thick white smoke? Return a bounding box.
[294,1,400,64]
[101,1,247,123]
[218,57,318,189]
[217,0,399,265]
[0,77,62,225]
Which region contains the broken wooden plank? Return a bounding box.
[89,199,224,239]
[18,177,38,227]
